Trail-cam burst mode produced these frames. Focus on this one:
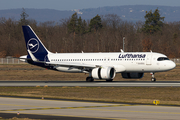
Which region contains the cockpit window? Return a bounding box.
[157,57,169,61]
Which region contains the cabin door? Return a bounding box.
[146,54,152,65]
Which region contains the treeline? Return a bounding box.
[0,9,180,58]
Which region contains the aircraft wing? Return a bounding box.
[46,61,99,69]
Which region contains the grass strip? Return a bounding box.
[0,86,180,106]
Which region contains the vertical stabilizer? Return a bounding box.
[22,25,50,61]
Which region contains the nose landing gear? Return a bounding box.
[150,72,156,82]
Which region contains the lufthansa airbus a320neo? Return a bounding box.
[20,25,176,82]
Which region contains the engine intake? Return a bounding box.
[92,67,116,80]
[121,72,144,79]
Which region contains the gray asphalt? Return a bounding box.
[0,81,180,87]
[0,97,180,120]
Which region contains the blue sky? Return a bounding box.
[1,0,180,10]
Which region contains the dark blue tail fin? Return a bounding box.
[22,25,50,61]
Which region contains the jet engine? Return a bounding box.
[92,67,116,79]
[121,72,144,79]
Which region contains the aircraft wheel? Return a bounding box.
[86,77,94,82]
[151,78,156,82]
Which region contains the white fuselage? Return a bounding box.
[47,52,176,73]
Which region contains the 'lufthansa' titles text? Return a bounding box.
[119,54,146,58]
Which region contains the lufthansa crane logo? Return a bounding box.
[27,38,39,53]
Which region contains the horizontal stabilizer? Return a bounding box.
[27,49,38,62]
[19,55,27,62]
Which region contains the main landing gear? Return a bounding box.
[150,72,156,82]
[86,77,113,82]
[86,77,94,82]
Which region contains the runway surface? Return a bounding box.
[0,81,180,87]
[0,97,180,120]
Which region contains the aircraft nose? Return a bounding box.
[168,61,176,70]
[172,61,176,69]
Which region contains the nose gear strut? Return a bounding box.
[150,72,156,82]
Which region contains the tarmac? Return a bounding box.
[0,97,180,120]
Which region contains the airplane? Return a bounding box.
[20,25,176,82]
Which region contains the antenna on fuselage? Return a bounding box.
[120,49,124,53]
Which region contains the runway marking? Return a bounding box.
[79,108,180,115]
[0,104,132,112]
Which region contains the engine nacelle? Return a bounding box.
[92,67,116,80]
[121,72,144,79]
